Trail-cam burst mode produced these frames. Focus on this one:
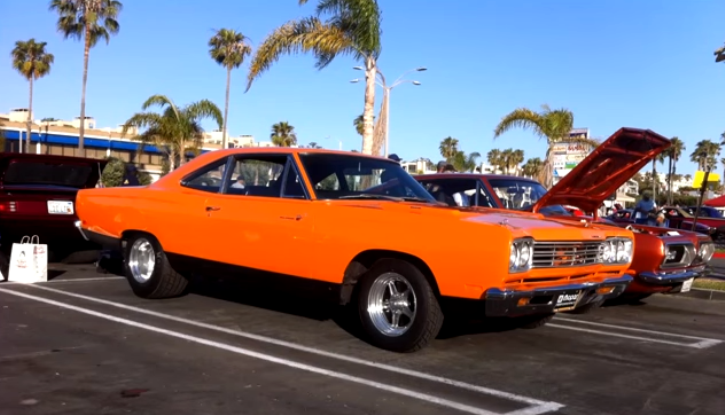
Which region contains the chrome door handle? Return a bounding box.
[205,206,221,212]
[279,215,303,221]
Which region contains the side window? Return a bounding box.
[224,155,288,198]
[281,159,308,199]
[180,157,230,193]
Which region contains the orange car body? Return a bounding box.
[75,149,635,311]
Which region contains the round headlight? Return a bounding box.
[509,243,518,269]
[518,242,532,268]
[600,242,612,262]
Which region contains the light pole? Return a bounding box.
[350,66,425,157]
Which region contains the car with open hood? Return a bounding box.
[74,148,635,352]
[414,127,714,305]
[0,153,109,273]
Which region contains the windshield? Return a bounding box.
[487,178,572,216]
[3,160,96,188]
[297,153,437,202]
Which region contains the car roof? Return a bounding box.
[414,173,539,182]
[213,147,387,161]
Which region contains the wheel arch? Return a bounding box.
[339,250,440,305]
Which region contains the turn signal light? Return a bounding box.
[596,286,614,295]
[517,298,531,307]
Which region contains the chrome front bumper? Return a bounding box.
[483,275,633,317]
[637,265,707,285]
[74,220,90,241]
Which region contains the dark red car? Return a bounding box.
[0,153,108,271]
[414,127,714,305]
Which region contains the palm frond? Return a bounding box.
[493,108,547,139]
[246,17,354,91]
[184,99,224,129]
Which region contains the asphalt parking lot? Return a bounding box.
[1,264,725,415]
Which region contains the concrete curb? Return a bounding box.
[676,288,725,301]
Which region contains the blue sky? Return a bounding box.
[1,1,724,176]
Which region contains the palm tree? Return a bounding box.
[11,39,54,153]
[451,151,480,172]
[209,28,253,150]
[499,149,524,175]
[271,122,297,147]
[307,141,322,149]
[121,95,223,171]
[486,149,503,173]
[522,158,543,179]
[690,139,720,171]
[662,137,684,204]
[493,104,598,188]
[354,113,374,137]
[439,137,459,161]
[685,174,693,182]
[246,0,382,155]
[50,0,122,156]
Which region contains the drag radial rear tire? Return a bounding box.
[123,233,188,299]
[357,259,444,353]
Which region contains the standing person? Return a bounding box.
[634,191,657,226]
[436,161,447,173]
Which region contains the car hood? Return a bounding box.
[0,153,109,189]
[370,202,632,241]
[532,127,671,214]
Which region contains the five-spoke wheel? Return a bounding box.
[357,259,443,353]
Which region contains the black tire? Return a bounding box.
[357,259,443,353]
[517,313,555,329]
[0,250,9,282]
[123,233,188,299]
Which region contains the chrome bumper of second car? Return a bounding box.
[74,220,90,241]
[637,265,707,285]
[483,275,633,317]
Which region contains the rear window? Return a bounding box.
[4,161,95,188]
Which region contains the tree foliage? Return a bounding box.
[246,0,383,154]
[122,95,223,171]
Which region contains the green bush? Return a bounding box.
[101,157,151,186]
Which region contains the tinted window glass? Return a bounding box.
[225,156,288,198]
[487,178,571,215]
[181,157,229,193]
[298,153,436,202]
[4,160,95,188]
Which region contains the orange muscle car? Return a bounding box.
[414,127,714,306]
[75,149,635,352]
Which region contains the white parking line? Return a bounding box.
[550,316,723,349]
[1,285,564,415]
[2,276,124,284]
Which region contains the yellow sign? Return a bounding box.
[692,171,720,189]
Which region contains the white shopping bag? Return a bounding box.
[8,235,48,283]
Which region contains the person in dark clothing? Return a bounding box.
[122,164,141,186]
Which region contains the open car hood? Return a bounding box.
[0,153,109,189]
[532,127,671,215]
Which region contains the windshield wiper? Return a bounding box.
[338,193,404,201]
[400,196,435,203]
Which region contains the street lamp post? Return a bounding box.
[351,66,426,157]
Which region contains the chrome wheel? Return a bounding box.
[366,272,417,337]
[128,238,156,283]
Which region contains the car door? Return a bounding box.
[152,155,233,259]
[203,153,315,278]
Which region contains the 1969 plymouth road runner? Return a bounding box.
[415,127,714,306]
[75,148,635,352]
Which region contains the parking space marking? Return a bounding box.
[550,316,723,349]
[9,284,563,415]
[3,276,124,284]
[0,287,563,415]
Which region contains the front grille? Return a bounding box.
[532,241,604,268]
[662,243,696,268]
